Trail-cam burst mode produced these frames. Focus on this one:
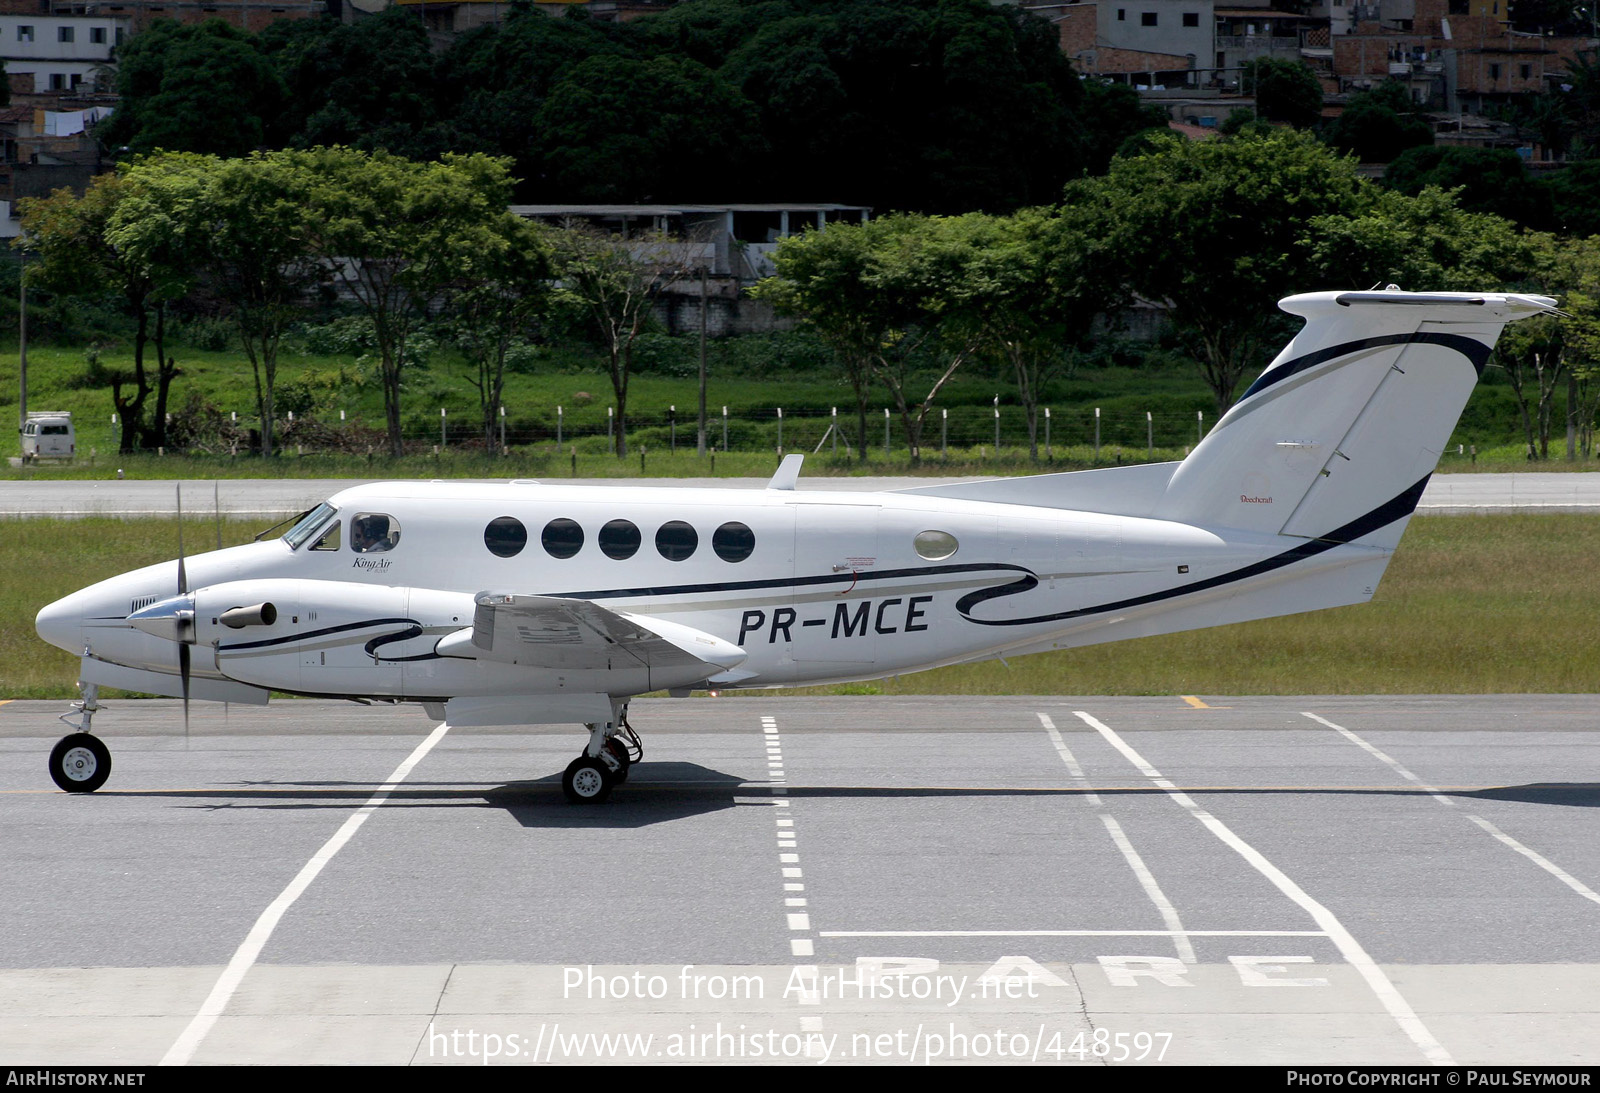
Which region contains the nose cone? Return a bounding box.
[35,593,84,655]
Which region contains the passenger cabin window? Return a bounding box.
[283,502,338,550]
[351,513,400,553]
[914,530,959,560]
[599,518,641,560]
[541,518,583,559]
[655,520,699,561]
[485,516,528,558]
[713,521,755,562]
[311,522,341,551]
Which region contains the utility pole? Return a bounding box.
[697,264,708,456]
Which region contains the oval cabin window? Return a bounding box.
[539,517,583,559]
[599,518,641,560]
[655,520,699,562]
[712,521,755,563]
[913,530,958,560]
[485,516,528,558]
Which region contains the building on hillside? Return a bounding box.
[513,203,871,336]
[345,0,670,32]
[0,13,128,93]
[9,0,323,36]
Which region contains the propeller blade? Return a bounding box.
[179,641,190,744]
[175,483,187,596]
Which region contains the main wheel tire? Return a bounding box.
[562,756,614,804]
[50,734,111,793]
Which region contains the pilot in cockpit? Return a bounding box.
[351,514,396,553]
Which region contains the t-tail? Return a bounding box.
[1151,289,1559,547]
[902,289,1558,548]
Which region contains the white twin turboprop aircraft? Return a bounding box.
[34,289,1557,801]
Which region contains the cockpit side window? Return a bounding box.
[311,521,342,551]
[351,513,401,553]
[283,502,338,550]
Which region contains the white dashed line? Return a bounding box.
[1303,711,1600,910]
[1074,710,1453,1066]
[161,721,451,1067]
[1039,713,1197,963]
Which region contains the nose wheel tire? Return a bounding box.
[50,734,111,793]
[562,756,614,804]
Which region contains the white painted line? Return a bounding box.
[788,913,812,930]
[161,721,451,1067]
[1074,710,1453,1066]
[791,939,815,957]
[821,929,1329,938]
[1304,711,1600,911]
[1039,713,1197,964]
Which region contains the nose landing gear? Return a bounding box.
[51,682,111,793]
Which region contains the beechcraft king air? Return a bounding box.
[34,289,1559,801]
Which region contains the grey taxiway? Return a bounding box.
[2,694,1598,1066]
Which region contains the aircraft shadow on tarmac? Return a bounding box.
[1458,783,1600,808]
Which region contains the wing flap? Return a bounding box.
[438,593,746,675]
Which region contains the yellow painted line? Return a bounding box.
[1181,695,1232,709]
[0,700,12,707]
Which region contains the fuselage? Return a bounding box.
[36,478,1383,703]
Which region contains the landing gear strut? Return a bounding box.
[561,707,642,804]
[51,682,111,793]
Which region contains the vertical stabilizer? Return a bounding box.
[1154,290,1558,545]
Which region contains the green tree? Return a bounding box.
[111,151,326,458]
[101,20,284,157]
[18,173,189,453]
[1241,58,1324,128]
[548,225,697,457]
[1069,129,1367,414]
[1306,186,1542,290]
[1323,80,1434,163]
[754,219,898,459]
[954,206,1125,461]
[534,55,762,202]
[288,147,523,458]
[1384,146,1553,229]
[438,216,554,448]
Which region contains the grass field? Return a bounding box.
[3,330,1590,479]
[2,514,1594,700]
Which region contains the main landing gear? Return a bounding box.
[561,711,643,805]
[50,683,111,793]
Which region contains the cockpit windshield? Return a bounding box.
[282,502,338,550]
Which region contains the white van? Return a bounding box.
[20,412,74,462]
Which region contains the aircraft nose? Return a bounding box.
[35,594,84,654]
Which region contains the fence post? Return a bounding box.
[777,407,783,454]
[941,407,947,457]
[884,408,891,456]
[993,396,999,451]
[832,406,839,456]
[670,405,676,453]
[557,405,563,448]
[1197,410,1204,443]
[1044,406,1051,460]
[439,407,446,450]
[607,406,614,453]
[1094,406,1100,462]
[499,405,506,454]
[723,405,729,452]
[1147,410,1153,459]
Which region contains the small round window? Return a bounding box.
[712,521,755,563]
[540,518,583,559]
[656,520,699,562]
[485,517,527,558]
[914,530,958,560]
[599,518,641,560]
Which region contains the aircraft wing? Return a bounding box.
[434,592,746,675]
